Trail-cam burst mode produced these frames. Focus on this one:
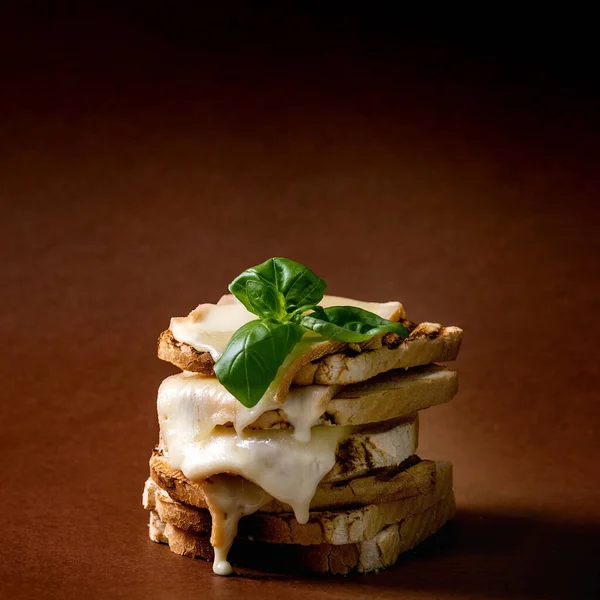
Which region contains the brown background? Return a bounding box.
[1,6,599,600]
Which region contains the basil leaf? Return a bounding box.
[268,257,327,312]
[228,274,285,320]
[244,279,284,320]
[214,319,305,408]
[229,257,326,317]
[221,257,410,407]
[300,306,409,343]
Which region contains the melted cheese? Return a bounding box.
[202,475,272,575]
[170,300,253,361]
[170,295,402,360]
[160,424,348,514]
[159,414,348,574]
[279,384,339,442]
[158,372,341,441]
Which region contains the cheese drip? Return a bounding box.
[160,424,348,518]
[202,476,272,576]
[159,422,348,574]
[158,372,340,441]
[170,294,403,360]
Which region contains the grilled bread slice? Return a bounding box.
[162,365,457,433]
[148,491,455,574]
[307,364,457,427]
[148,455,440,514]
[158,321,462,403]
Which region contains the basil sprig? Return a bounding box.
[214,258,408,407]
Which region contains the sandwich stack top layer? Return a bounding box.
[158,295,462,403]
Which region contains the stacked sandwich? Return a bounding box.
[142,259,462,575]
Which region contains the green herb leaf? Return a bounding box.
[228,273,284,320]
[229,257,326,317]
[300,306,409,342]
[244,278,284,320]
[214,319,305,408]
[216,258,409,407]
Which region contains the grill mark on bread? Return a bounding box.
[333,437,380,479]
[158,318,450,378]
[334,438,362,479]
[363,440,375,472]
[375,455,421,479]
[322,410,339,425]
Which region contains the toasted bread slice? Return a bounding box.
[325,415,419,482]
[314,364,457,427]
[198,364,456,431]
[158,329,216,375]
[159,294,406,378]
[148,492,455,574]
[145,462,452,546]
[148,455,438,514]
[158,321,462,403]
[153,415,418,494]
[299,323,462,386]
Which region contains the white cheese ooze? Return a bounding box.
[170,299,254,361]
[159,420,348,574]
[158,372,341,441]
[161,424,348,521]
[169,294,403,360]
[279,384,340,443]
[201,475,273,576]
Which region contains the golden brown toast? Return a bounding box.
[147,492,455,574]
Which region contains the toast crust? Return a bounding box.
[148,492,455,574]
[158,329,215,375]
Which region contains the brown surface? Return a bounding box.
[1,6,599,600]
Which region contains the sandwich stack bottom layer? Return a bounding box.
[144,477,455,575]
[143,458,455,574]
